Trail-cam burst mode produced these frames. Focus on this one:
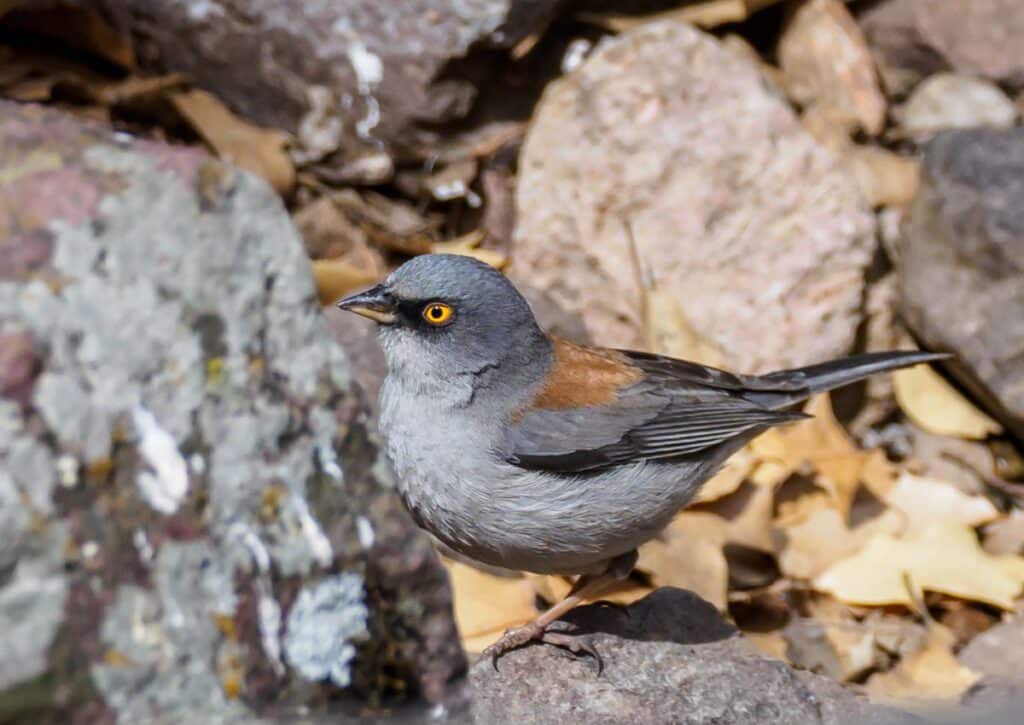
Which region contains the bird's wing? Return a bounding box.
[504,341,806,474]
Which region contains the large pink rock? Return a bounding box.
[512,21,875,373]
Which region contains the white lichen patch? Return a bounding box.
[283,574,369,688]
[132,406,189,515]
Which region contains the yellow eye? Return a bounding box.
[422,302,454,326]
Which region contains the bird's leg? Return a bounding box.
[481,550,637,671]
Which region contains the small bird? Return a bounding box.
[337,254,947,668]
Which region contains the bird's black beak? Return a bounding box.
[335,284,397,325]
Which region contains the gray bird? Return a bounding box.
[337,254,947,667]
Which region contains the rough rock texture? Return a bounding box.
[898,127,1024,440]
[858,0,1024,97]
[79,0,559,162]
[470,589,915,724]
[896,73,1018,137]
[777,0,886,136]
[512,21,876,373]
[0,101,465,722]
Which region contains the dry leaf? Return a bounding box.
[642,286,725,366]
[311,259,378,307]
[443,560,537,653]
[170,89,295,195]
[745,631,790,662]
[750,395,865,518]
[1,5,135,69]
[694,449,756,504]
[814,521,1024,610]
[431,230,507,269]
[636,512,730,611]
[577,0,781,32]
[881,472,999,530]
[894,363,1002,440]
[845,146,920,208]
[776,506,903,580]
[865,625,981,708]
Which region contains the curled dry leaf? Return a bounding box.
[170,89,295,195]
[694,448,756,504]
[636,512,730,611]
[814,521,1024,610]
[750,395,865,518]
[894,363,1002,440]
[432,230,508,270]
[443,560,537,654]
[311,258,378,308]
[865,625,981,708]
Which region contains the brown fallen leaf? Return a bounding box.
[865,625,981,708]
[894,363,1002,440]
[750,395,865,518]
[814,521,1024,610]
[432,230,508,270]
[443,560,537,654]
[170,89,295,195]
[694,448,756,504]
[636,512,730,611]
[311,258,378,308]
[1,5,135,69]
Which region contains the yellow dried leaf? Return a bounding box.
[431,230,507,269]
[636,512,730,611]
[776,506,903,580]
[642,287,725,366]
[894,363,1002,440]
[170,89,295,194]
[750,395,864,517]
[578,0,755,32]
[882,472,999,530]
[865,625,981,708]
[311,258,378,307]
[444,560,537,653]
[814,521,1024,610]
[694,449,755,504]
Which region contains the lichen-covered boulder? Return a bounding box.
[0,101,464,722]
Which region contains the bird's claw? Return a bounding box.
[481,622,602,675]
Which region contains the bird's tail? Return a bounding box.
[745,351,952,410]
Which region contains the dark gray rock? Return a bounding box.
[470,589,915,724]
[857,0,1024,97]
[0,101,465,722]
[79,0,561,167]
[898,126,1024,441]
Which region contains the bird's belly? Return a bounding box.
[390,438,722,575]
[379,379,738,575]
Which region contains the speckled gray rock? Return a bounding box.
[898,127,1024,440]
[0,101,465,722]
[470,589,916,724]
[76,0,560,167]
[512,21,875,373]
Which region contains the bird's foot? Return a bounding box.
[482,620,602,674]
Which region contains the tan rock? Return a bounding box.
[513,22,875,372]
[778,0,887,136]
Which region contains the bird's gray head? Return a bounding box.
[336,254,549,383]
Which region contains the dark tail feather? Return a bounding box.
[748,351,952,410]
